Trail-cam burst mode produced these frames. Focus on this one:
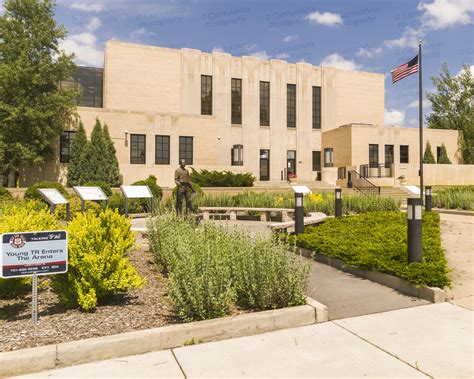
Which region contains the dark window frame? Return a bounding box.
[312,86,321,129]
[400,145,409,164]
[287,84,296,128]
[260,81,270,126]
[312,151,321,172]
[324,148,333,168]
[179,136,193,165]
[60,66,103,108]
[369,144,379,168]
[130,134,146,164]
[287,150,296,175]
[259,149,270,181]
[231,78,242,124]
[231,144,244,166]
[201,75,213,115]
[59,131,76,164]
[155,135,170,165]
[385,144,394,167]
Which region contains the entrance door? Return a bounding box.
[260,149,270,181]
[287,150,296,176]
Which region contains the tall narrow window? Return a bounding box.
[312,86,321,129]
[369,144,379,168]
[231,78,242,124]
[179,136,193,165]
[436,146,442,162]
[231,144,243,166]
[260,81,270,126]
[287,150,296,175]
[201,75,212,115]
[324,148,333,167]
[131,134,146,164]
[60,67,103,108]
[259,149,270,180]
[400,145,409,163]
[287,84,296,128]
[59,131,76,163]
[155,135,170,165]
[385,144,394,167]
[312,151,321,172]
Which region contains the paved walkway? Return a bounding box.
[440,213,474,310]
[19,303,473,378]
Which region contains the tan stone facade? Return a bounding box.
[22,40,468,188]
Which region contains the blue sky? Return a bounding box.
[3,0,473,127]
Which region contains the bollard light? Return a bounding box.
[425,186,432,212]
[294,192,304,235]
[335,188,342,218]
[407,197,423,263]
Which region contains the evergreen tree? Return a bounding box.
[77,139,96,184]
[423,141,436,163]
[89,118,108,182]
[427,64,474,164]
[103,124,123,186]
[437,143,452,164]
[67,122,88,186]
[0,0,78,186]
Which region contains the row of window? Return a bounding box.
[130,135,194,165]
[60,67,104,108]
[201,75,322,129]
[369,144,410,166]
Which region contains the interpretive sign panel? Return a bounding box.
[38,188,68,205]
[291,185,312,194]
[120,185,153,199]
[1,231,68,278]
[73,186,108,201]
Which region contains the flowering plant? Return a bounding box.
[288,173,297,179]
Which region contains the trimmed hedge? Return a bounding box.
[190,169,255,187]
[290,211,449,288]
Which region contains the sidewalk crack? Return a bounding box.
[171,348,187,379]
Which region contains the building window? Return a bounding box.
[260,81,270,126]
[201,75,212,115]
[385,144,394,167]
[436,146,441,162]
[400,145,409,163]
[287,84,296,128]
[231,78,242,124]
[155,135,170,165]
[369,144,379,168]
[179,136,193,165]
[60,66,103,108]
[287,150,296,175]
[324,148,333,168]
[231,144,243,166]
[259,149,270,181]
[312,151,321,172]
[59,131,76,163]
[312,86,321,129]
[130,134,146,164]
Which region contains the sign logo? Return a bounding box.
[9,234,26,249]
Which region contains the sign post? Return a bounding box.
[291,186,311,236]
[120,185,154,217]
[1,230,68,324]
[73,186,109,212]
[37,188,70,221]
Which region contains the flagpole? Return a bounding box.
[419,39,424,203]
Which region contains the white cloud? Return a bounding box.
[275,53,290,60]
[384,27,422,49]
[384,109,405,125]
[130,27,156,39]
[282,34,298,43]
[408,118,418,126]
[69,2,103,12]
[320,53,361,70]
[457,65,474,76]
[211,46,225,53]
[251,50,271,60]
[419,0,474,29]
[243,43,257,51]
[306,11,343,26]
[356,47,383,58]
[408,100,431,108]
[85,17,102,32]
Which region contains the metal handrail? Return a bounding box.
[360,163,393,178]
[348,170,380,196]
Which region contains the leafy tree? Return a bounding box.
[67,122,87,186]
[427,64,474,164]
[437,143,452,164]
[103,124,122,186]
[423,141,436,163]
[0,0,78,186]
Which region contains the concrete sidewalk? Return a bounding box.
[19,303,473,378]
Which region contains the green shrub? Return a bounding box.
[84,181,113,197]
[423,141,436,163]
[432,186,474,210]
[148,213,308,321]
[55,196,102,220]
[24,181,68,203]
[0,202,60,298]
[0,187,12,201]
[52,209,145,310]
[291,211,449,288]
[190,169,255,187]
[108,193,143,215]
[132,175,162,212]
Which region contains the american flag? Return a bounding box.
[391,55,419,83]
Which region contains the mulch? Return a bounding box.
[0,248,177,352]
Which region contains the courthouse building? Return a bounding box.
[23,41,469,188]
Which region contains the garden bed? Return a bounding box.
[0,248,177,352]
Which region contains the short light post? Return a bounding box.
[425,186,432,212]
[294,192,304,235]
[407,197,423,263]
[335,188,342,218]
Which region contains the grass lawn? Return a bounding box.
[291,211,450,288]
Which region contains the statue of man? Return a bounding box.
[174,159,195,214]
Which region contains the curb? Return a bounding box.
[293,246,446,303]
[434,208,474,217]
[0,298,327,377]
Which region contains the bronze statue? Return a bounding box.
[175,159,195,214]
